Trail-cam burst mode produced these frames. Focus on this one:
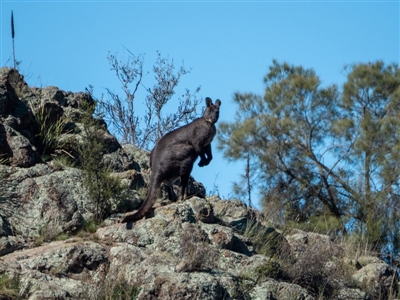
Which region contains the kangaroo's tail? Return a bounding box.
[120,174,161,223]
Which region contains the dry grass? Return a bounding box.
[337,234,380,263]
[176,223,217,272]
[0,273,19,300]
[336,234,400,299]
[237,219,369,299]
[282,242,353,299]
[96,279,140,300]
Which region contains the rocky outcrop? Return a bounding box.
[0,66,204,252]
[0,196,311,300]
[0,68,398,299]
[2,194,398,299]
[0,68,114,167]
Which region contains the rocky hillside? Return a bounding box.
[0,67,399,300]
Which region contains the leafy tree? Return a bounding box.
[98,50,201,150]
[337,61,400,248]
[218,60,400,252]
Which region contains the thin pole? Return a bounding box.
[11,11,16,69]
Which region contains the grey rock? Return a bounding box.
[0,236,25,256]
[0,164,93,238]
[285,228,343,258]
[250,280,315,300]
[353,262,398,298]
[2,124,40,167]
[0,240,107,299]
[103,145,143,173]
[0,214,12,236]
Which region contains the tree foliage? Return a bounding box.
[218,60,400,252]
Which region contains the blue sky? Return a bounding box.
[1,0,399,207]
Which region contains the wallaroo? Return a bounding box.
[121,97,221,223]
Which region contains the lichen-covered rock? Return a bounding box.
[136,272,228,300]
[0,240,108,299]
[0,68,40,167]
[0,236,25,256]
[250,280,316,300]
[188,196,215,223]
[0,164,92,239]
[2,124,40,167]
[0,68,31,121]
[211,197,266,232]
[353,262,398,298]
[285,228,343,258]
[335,287,366,300]
[0,67,122,167]
[103,145,143,173]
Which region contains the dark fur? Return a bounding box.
[121,97,221,223]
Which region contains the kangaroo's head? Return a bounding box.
[203,97,221,124]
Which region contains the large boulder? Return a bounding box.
[353,262,398,299]
[0,68,121,167]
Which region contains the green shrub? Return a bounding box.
[0,273,19,299]
[55,232,70,241]
[29,99,69,159]
[78,100,126,222]
[241,219,285,257]
[51,154,77,169]
[232,259,282,299]
[84,219,98,234]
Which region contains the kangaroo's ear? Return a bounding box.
[205,97,212,107]
[215,99,221,107]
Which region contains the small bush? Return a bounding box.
[83,219,98,234]
[0,273,19,299]
[34,236,44,247]
[96,277,140,300]
[276,235,357,299]
[282,243,338,298]
[29,99,69,159]
[237,219,361,299]
[34,223,63,246]
[241,219,287,257]
[78,100,126,222]
[253,259,283,280]
[98,50,201,150]
[232,259,282,299]
[230,276,252,300]
[55,232,69,241]
[51,154,77,169]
